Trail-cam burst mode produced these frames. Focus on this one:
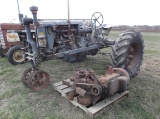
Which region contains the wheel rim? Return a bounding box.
[127,42,140,70]
[13,50,24,62]
[29,70,50,91]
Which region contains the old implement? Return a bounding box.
[21,5,144,82]
[53,66,130,118]
[22,68,50,91]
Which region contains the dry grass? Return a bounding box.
[0,30,160,119]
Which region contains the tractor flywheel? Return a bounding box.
[28,70,50,91]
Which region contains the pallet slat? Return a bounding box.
[62,87,74,94]
[88,91,128,113]
[53,81,129,118]
[53,79,71,87]
[56,85,68,90]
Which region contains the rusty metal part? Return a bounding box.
[106,66,114,74]
[77,94,92,106]
[99,73,119,87]
[76,87,86,96]
[67,90,75,101]
[28,70,50,91]
[76,83,102,96]
[63,66,130,106]
[127,42,140,70]
[91,84,102,96]
[0,23,34,49]
[21,68,33,86]
[113,68,130,78]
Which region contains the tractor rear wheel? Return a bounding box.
[7,45,25,65]
[0,46,7,57]
[110,29,144,78]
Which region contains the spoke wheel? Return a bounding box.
[28,70,50,91]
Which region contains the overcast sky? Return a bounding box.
[0,0,160,25]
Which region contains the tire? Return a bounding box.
[7,45,25,65]
[110,29,144,78]
[21,68,32,86]
[0,46,7,57]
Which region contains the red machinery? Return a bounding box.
[62,66,130,106]
[0,23,34,65]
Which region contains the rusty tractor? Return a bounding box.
[20,6,144,91]
[0,23,35,65]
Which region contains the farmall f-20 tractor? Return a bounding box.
[20,6,144,106]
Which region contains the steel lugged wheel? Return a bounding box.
[0,46,7,57]
[7,45,25,65]
[21,68,33,86]
[110,29,144,78]
[28,70,50,91]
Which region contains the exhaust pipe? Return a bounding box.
[30,6,38,26]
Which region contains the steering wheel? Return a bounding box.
[91,12,104,27]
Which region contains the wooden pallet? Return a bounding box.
[53,79,129,118]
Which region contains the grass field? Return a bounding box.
[0,30,160,119]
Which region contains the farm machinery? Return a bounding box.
[0,23,35,65]
[0,0,35,65]
[61,66,130,106]
[20,5,144,93]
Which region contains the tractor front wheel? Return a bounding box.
[7,45,25,65]
[0,46,8,57]
[110,29,144,78]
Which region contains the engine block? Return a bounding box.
[64,66,130,106]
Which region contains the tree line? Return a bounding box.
[113,25,160,31]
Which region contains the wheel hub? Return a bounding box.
[28,70,50,91]
[127,42,140,70]
[13,50,24,62]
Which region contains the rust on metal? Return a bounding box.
[76,87,86,96]
[0,23,34,50]
[21,68,33,86]
[77,94,92,106]
[106,66,114,74]
[27,70,50,91]
[0,23,34,30]
[67,90,75,101]
[64,66,130,106]
[127,43,140,70]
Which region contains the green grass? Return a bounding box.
[0,30,160,119]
